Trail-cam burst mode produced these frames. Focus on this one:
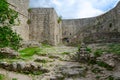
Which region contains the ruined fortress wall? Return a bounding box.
[29,8,62,45]
[62,1,120,45]
[7,0,29,41]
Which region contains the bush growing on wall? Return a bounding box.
[0,0,22,50]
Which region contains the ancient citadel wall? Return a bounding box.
[7,0,29,41]
[62,1,120,45]
[29,8,62,45]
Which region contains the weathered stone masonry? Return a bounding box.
[7,0,29,41]
[62,2,120,45]
[29,8,62,45]
[6,0,120,46]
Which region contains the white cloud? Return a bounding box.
[30,0,119,19]
[76,1,104,18]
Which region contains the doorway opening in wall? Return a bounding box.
[62,37,69,43]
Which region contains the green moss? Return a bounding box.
[19,47,41,57]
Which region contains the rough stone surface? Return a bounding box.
[96,53,117,68]
[29,8,62,45]
[0,47,19,58]
[6,0,120,46]
[21,41,41,48]
[62,2,120,45]
[7,0,29,41]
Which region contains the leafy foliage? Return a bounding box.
[57,16,62,23]
[0,26,22,50]
[0,0,22,50]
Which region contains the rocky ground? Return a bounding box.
[0,45,120,80]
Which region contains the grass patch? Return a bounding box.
[12,78,18,80]
[62,52,70,55]
[0,74,5,80]
[94,49,104,57]
[19,47,41,57]
[96,61,113,70]
[107,43,120,55]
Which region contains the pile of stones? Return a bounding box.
[75,43,90,62]
[0,61,49,74]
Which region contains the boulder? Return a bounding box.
[17,62,26,71]
[0,47,19,58]
[96,53,117,68]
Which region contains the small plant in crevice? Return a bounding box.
[57,16,62,23]
[27,19,31,24]
[28,8,32,12]
[94,49,104,57]
[12,78,18,80]
[96,61,113,70]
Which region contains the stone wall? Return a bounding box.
[62,1,120,45]
[29,8,62,45]
[7,0,29,41]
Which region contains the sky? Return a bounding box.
[29,0,120,19]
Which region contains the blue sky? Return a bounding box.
[30,0,120,19]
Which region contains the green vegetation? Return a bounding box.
[94,49,104,57]
[0,74,5,80]
[35,59,48,63]
[0,0,22,50]
[106,75,115,80]
[96,61,113,70]
[57,16,62,23]
[12,78,18,80]
[62,52,70,55]
[19,47,41,57]
[28,8,32,12]
[107,43,120,55]
[27,19,31,24]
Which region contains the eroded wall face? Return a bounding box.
[29,8,62,45]
[7,0,29,41]
[62,2,120,45]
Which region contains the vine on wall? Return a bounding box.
[0,0,22,50]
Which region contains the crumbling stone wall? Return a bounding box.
[7,0,29,41]
[62,1,120,45]
[29,8,62,45]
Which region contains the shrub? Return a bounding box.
[27,19,31,24]
[0,26,22,50]
[0,0,22,50]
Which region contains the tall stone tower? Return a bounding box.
[29,8,62,45]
